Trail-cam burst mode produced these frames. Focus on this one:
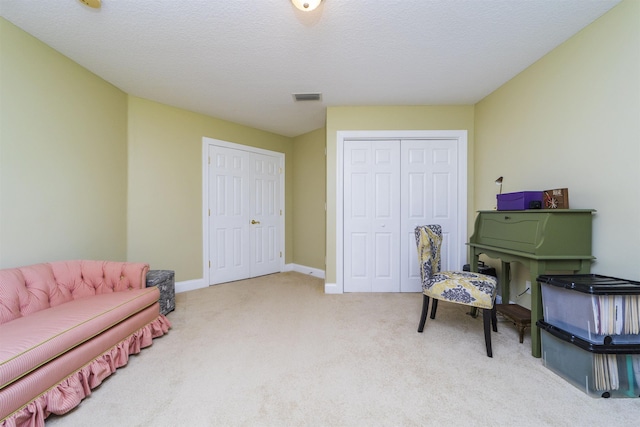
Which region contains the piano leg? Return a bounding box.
[530,262,546,358]
[500,261,510,304]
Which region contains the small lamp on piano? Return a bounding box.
[495,176,503,194]
[494,176,503,210]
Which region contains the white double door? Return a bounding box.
[208,143,283,285]
[343,139,462,292]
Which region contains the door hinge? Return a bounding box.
[208,209,210,216]
[280,209,282,216]
[279,167,282,174]
[208,260,211,268]
[280,251,282,258]
[208,156,211,165]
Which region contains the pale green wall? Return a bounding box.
[325,106,475,285]
[475,0,640,305]
[0,18,128,268]
[292,127,326,270]
[0,18,296,279]
[127,97,294,281]
[3,0,637,291]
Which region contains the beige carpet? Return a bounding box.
[47,272,639,426]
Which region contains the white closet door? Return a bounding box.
[209,145,251,284]
[208,145,282,285]
[400,139,460,292]
[343,140,401,292]
[250,153,281,277]
[342,138,461,293]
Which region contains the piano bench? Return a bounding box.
[496,304,531,343]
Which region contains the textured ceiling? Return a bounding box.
[0,0,622,137]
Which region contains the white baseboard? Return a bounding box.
[176,265,326,294]
[286,263,325,279]
[324,282,342,294]
[175,278,207,294]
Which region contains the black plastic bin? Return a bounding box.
[463,261,496,277]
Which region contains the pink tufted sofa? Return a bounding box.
[0,260,171,427]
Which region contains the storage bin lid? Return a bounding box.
[537,274,640,295]
[537,320,640,354]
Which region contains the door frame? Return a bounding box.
[202,137,285,286]
[334,130,468,294]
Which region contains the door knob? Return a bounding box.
[251,220,260,224]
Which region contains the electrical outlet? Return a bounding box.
[525,280,531,294]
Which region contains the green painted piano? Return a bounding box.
[468,209,595,357]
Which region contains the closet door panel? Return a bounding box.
[344,140,400,292]
[401,140,460,292]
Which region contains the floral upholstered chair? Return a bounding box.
[415,224,499,357]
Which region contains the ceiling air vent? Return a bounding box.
[293,93,322,102]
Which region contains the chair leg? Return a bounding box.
[430,298,438,319]
[417,294,430,332]
[483,308,493,358]
[491,305,498,332]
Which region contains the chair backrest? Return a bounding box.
[414,225,443,282]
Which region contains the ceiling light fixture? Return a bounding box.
[79,0,101,8]
[291,0,323,12]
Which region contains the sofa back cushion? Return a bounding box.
[0,260,149,325]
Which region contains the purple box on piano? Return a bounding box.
[497,191,543,211]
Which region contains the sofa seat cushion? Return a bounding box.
[0,286,159,390]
